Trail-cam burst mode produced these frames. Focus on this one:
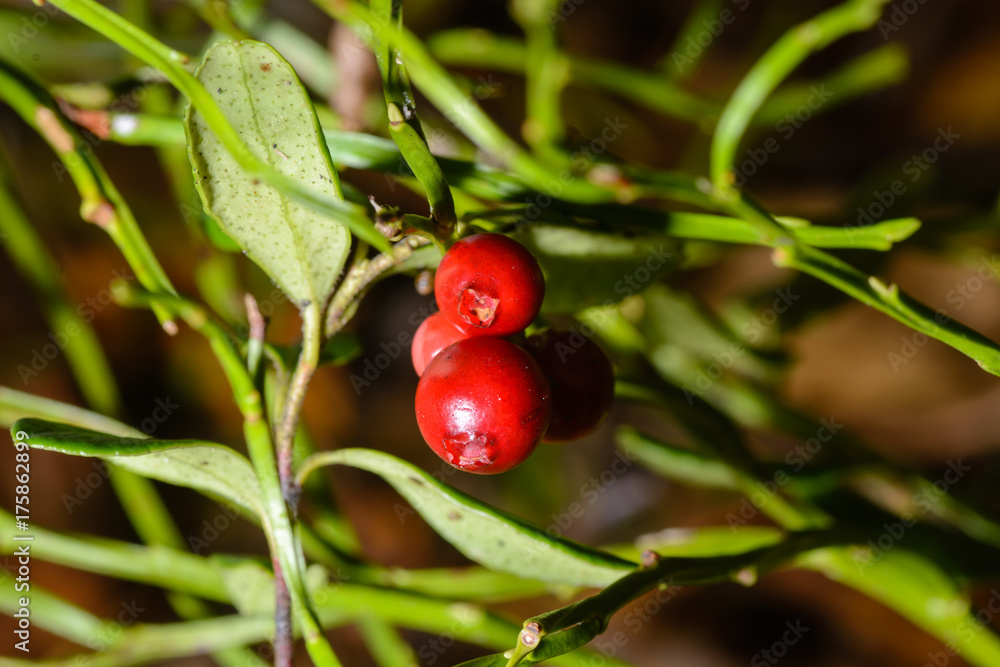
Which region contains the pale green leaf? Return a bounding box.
[298,448,635,587]
[12,418,263,517]
[185,40,351,307]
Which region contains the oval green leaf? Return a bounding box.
[185,40,351,308]
[12,418,263,516]
[298,448,635,587]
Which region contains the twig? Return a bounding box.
[275,303,323,508]
[324,235,432,337]
[273,556,294,667]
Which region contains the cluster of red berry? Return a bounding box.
[411,234,615,474]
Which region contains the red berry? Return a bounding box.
[434,233,545,337]
[411,312,468,376]
[526,329,615,443]
[415,337,551,474]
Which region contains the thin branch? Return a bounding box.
[324,235,432,337]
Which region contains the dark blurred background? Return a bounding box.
[2,0,1000,665]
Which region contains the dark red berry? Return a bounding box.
[434,233,545,337]
[526,329,615,443]
[411,312,468,376]
[415,337,551,474]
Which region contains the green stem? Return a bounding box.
[371,0,457,233]
[775,243,1000,376]
[427,29,717,123]
[116,290,341,667]
[324,235,431,337]
[710,0,891,187]
[660,0,725,78]
[752,43,908,125]
[0,507,230,600]
[276,304,323,506]
[0,166,121,415]
[513,0,571,164]
[0,58,177,329]
[315,0,626,203]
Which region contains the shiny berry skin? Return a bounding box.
[526,329,615,443]
[415,337,552,474]
[411,312,469,376]
[434,233,545,337]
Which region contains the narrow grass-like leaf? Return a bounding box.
[297,448,635,587]
[516,224,679,313]
[185,40,351,308]
[12,418,263,516]
[801,548,1000,667]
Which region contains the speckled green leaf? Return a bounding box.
[185,40,350,308]
[299,448,635,587]
[12,418,262,516]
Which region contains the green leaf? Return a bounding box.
[215,558,275,617]
[11,418,263,516]
[298,448,635,587]
[185,40,351,308]
[616,427,742,490]
[610,526,785,560]
[801,547,1000,667]
[515,224,678,313]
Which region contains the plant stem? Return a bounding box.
[512,0,571,164]
[0,165,121,415]
[325,235,431,337]
[710,0,891,187]
[660,0,725,78]
[426,30,717,123]
[315,0,626,204]
[273,556,294,667]
[276,303,323,507]
[370,0,456,233]
[44,0,390,252]
[0,58,178,330]
[775,243,1000,375]
[116,291,341,667]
